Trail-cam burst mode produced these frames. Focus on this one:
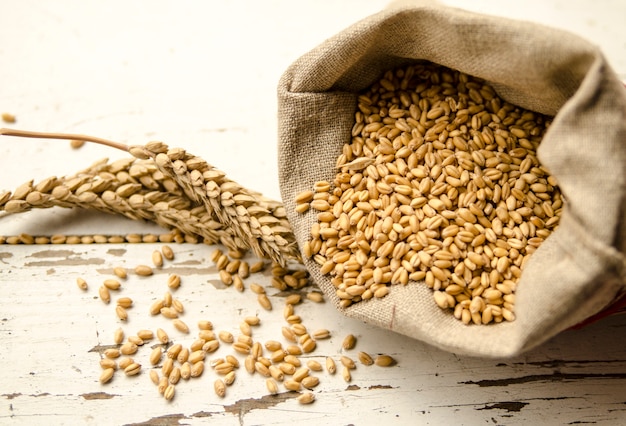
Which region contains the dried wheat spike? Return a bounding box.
[130,142,300,264]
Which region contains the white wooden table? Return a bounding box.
[1,1,625,425]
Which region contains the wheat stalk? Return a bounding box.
[0,128,300,265]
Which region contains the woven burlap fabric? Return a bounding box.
[277,0,626,357]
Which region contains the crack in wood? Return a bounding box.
[125,413,188,426]
[24,258,105,267]
[477,401,528,412]
[106,248,127,256]
[461,372,626,387]
[498,359,626,368]
[2,393,21,400]
[27,249,79,258]
[222,391,298,416]
[80,392,117,400]
[0,251,14,263]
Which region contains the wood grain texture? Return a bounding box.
[1,243,625,425]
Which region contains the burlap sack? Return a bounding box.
[277,0,626,357]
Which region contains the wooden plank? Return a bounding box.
[1,243,625,425]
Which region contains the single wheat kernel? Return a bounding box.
[258,294,272,310]
[307,360,323,372]
[278,362,296,375]
[225,355,239,369]
[113,267,127,279]
[180,362,191,380]
[160,307,179,319]
[190,338,206,352]
[215,363,234,375]
[177,348,190,364]
[210,249,223,263]
[172,319,189,334]
[249,261,266,273]
[149,370,160,386]
[342,366,352,382]
[224,371,236,386]
[104,348,121,359]
[127,336,143,346]
[302,376,320,389]
[286,345,302,356]
[342,334,357,350]
[163,292,172,307]
[374,355,396,367]
[312,329,330,340]
[358,351,374,366]
[118,357,134,370]
[99,286,111,304]
[113,328,124,345]
[134,265,153,276]
[266,378,279,395]
[116,297,133,309]
[1,112,16,123]
[239,321,252,336]
[283,304,294,320]
[188,350,206,364]
[203,340,220,353]
[76,277,88,291]
[301,337,317,353]
[161,358,174,377]
[161,245,174,261]
[218,330,234,343]
[293,367,309,382]
[126,234,142,244]
[156,328,169,344]
[190,361,205,378]
[281,326,297,342]
[197,320,213,330]
[286,315,302,324]
[270,350,287,364]
[265,340,282,352]
[149,300,164,315]
[100,358,117,370]
[164,384,175,401]
[171,299,184,314]
[326,357,336,375]
[269,365,284,382]
[292,324,307,336]
[166,343,182,359]
[306,292,325,303]
[157,376,168,394]
[99,368,115,384]
[103,279,121,290]
[285,294,301,305]
[284,379,301,391]
[169,367,181,385]
[255,362,271,377]
[284,355,301,367]
[214,379,226,397]
[136,329,153,340]
[244,316,260,326]
[244,355,256,374]
[167,274,181,289]
[120,342,138,355]
[250,283,265,294]
[238,262,250,278]
[298,392,316,404]
[115,306,128,321]
[341,356,356,369]
[150,347,162,365]
[124,363,141,376]
[152,250,164,267]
